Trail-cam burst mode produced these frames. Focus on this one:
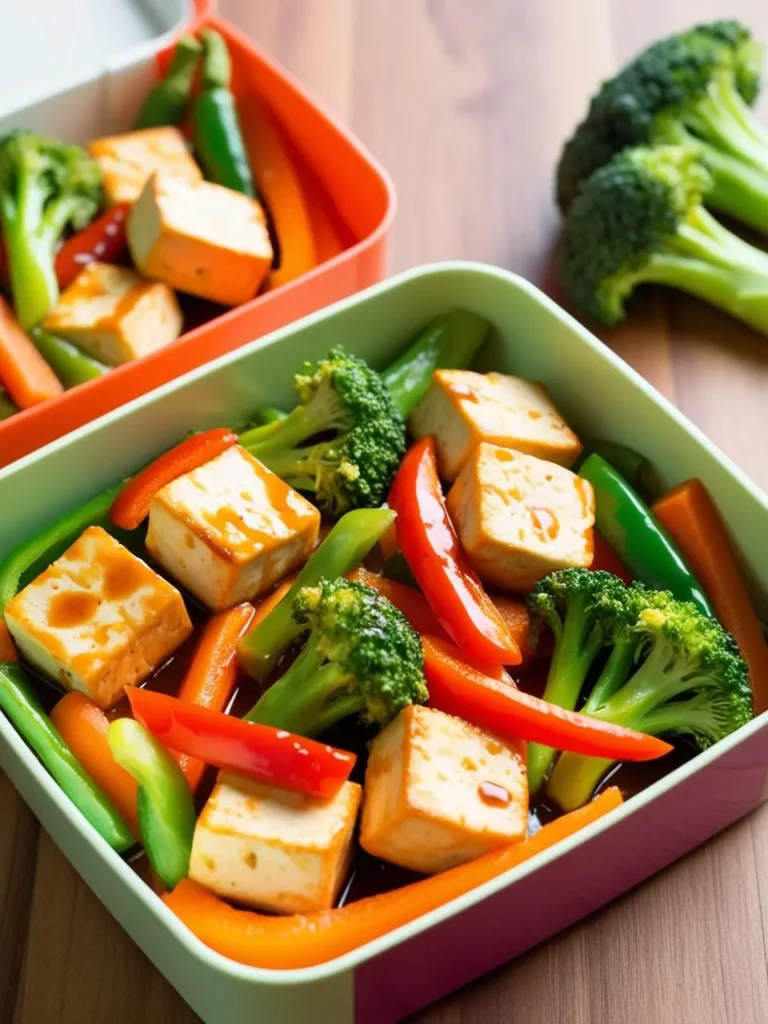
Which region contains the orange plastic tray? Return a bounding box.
[0,12,394,468]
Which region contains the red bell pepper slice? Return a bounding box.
[388,438,521,665]
[55,203,131,289]
[422,636,673,762]
[110,428,239,531]
[127,688,356,800]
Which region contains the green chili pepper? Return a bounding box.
[580,454,714,616]
[0,483,123,612]
[31,327,107,389]
[0,389,18,420]
[380,310,491,417]
[134,35,203,129]
[192,30,255,197]
[108,718,195,889]
[579,438,662,503]
[257,406,287,425]
[0,663,133,851]
[238,507,397,679]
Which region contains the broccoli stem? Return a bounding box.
[635,207,768,334]
[239,402,335,455]
[245,636,363,736]
[3,219,58,330]
[703,142,768,236]
[690,71,768,168]
[582,641,637,713]
[527,601,606,793]
[380,310,490,416]
[547,753,614,812]
[238,507,397,679]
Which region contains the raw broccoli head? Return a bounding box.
[555,20,765,212]
[526,568,630,792]
[547,583,754,811]
[246,577,428,738]
[559,144,768,335]
[240,347,406,517]
[0,131,102,327]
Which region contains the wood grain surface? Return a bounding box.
[3,1,768,1021]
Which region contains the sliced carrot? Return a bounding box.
[652,479,768,714]
[239,96,316,289]
[50,692,140,838]
[175,602,255,791]
[378,520,399,562]
[0,295,63,409]
[348,568,445,637]
[293,149,353,265]
[164,787,622,969]
[488,593,540,662]
[0,621,18,662]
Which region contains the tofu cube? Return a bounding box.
[127,172,273,306]
[361,705,528,875]
[189,772,362,914]
[4,526,192,709]
[88,126,203,206]
[145,445,320,612]
[409,369,582,481]
[446,442,595,593]
[42,261,183,367]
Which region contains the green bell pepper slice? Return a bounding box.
[580,454,714,616]
[0,663,133,851]
[108,719,196,890]
[238,507,397,679]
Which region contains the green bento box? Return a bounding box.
[1,263,767,1024]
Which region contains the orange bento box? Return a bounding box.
[0,4,394,468]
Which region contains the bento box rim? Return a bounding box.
[0,8,397,455]
[1,260,766,987]
[0,0,195,121]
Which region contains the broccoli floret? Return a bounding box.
[239,347,406,517]
[244,577,428,737]
[547,584,753,811]
[526,568,629,793]
[559,144,768,334]
[0,131,102,328]
[555,21,768,236]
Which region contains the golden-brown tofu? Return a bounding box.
[409,369,582,481]
[446,442,595,592]
[4,526,192,709]
[42,261,183,367]
[360,705,528,875]
[189,772,362,914]
[145,445,320,611]
[88,126,202,206]
[127,172,273,306]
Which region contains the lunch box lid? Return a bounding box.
[0,0,204,120]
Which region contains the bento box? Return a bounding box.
[0,6,394,469]
[1,262,767,1024]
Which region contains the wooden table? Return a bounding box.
[3,1,768,1021]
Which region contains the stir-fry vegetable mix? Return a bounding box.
[0,32,329,418]
[556,20,768,335]
[0,294,762,969]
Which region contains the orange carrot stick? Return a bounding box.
[239,97,316,290]
[0,621,18,662]
[0,295,63,409]
[489,593,539,663]
[165,788,622,969]
[176,602,255,791]
[652,479,768,714]
[50,692,140,838]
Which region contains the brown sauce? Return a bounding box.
[478,781,511,806]
[101,550,148,601]
[48,591,100,629]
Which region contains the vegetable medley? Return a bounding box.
[556,19,768,335]
[0,307,763,970]
[0,30,322,421]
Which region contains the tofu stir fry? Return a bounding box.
[0,309,761,970]
[0,31,319,421]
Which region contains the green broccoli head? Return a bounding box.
[240,347,406,517]
[559,144,768,335]
[246,577,428,737]
[555,21,768,217]
[526,568,630,792]
[547,583,754,811]
[0,131,102,327]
